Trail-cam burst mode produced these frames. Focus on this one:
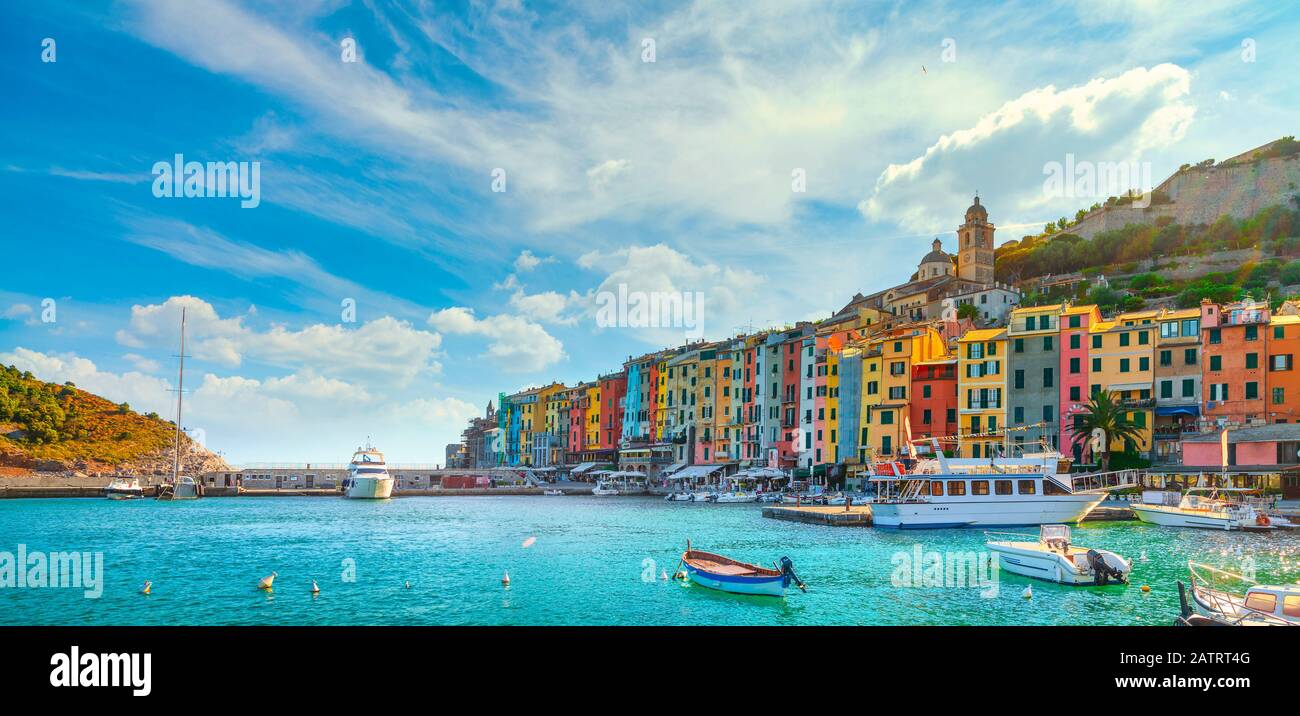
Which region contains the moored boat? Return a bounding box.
[867,439,1135,528]
[664,491,693,501]
[342,443,395,499]
[1184,562,1300,626]
[986,524,1130,586]
[591,479,620,496]
[543,489,565,496]
[105,476,144,500]
[1132,488,1272,531]
[680,541,805,597]
[713,491,758,503]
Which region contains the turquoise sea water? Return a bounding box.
[1,496,1297,626]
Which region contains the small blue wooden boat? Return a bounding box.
[680,541,805,597]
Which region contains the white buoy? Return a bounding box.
[141,581,152,595]
[258,571,277,590]
[310,579,320,594]
[660,569,668,581]
[1022,585,1033,600]
[1139,551,1149,562]
[502,571,511,586]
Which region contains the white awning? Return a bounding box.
[668,465,725,481]
[569,462,599,474]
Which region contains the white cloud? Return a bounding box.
[860,64,1195,233]
[116,296,442,387]
[513,250,554,273]
[123,353,161,373]
[428,307,566,372]
[2,347,480,464]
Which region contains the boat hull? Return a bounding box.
[869,494,1106,528]
[105,490,143,500]
[684,563,785,597]
[345,476,395,499]
[1132,504,1233,530]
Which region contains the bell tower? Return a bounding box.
[957,195,995,284]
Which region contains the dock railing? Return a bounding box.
[1069,468,1140,493]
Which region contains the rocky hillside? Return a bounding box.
[0,364,228,476]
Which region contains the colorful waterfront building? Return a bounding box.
[597,372,626,460]
[864,323,949,458]
[1201,297,1272,428]
[534,382,568,466]
[1267,313,1300,423]
[1152,307,1202,464]
[1007,304,1062,453]
[665,348,700,465]
[798,334,817,469]
[910,357,958,444]
[956,328,1006,458]
[1089,310,1157,459]
[1058,304,1101,461]
[693,345,719,464]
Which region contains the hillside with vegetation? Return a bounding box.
[997,200,1300,313]
[0,364,227,475]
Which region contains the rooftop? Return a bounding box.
[1183,424,1300,444]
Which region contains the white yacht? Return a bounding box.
[713,491,759,503]
[866,439,1137,529]
[1132,488,1273,531]
[104,476,143,500]
[986,524,1131,585]
[342,445,395,499]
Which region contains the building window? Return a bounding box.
[1246,326,1258,341]
[1209,355,1222,371]
[1246,382,1259,400]
[1209,328,1221,344]
[1182,379,1195,398]
[1274,388,1286,405]
[1185,348,1197,365]
[1272,355,1295,371]
[1013,369,1025,389]
[1246,353,1258,370]
[1043,367,1054,388]
[1119,333,1130,347]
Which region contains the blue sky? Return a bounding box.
[2,0,1297,464]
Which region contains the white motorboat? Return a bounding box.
[591,479,620,496]
[544,489,565,496]
[1132,488,1273,531]
[664,491,693,501]
[866,439,1136,529]
[690,490,716,502]
[986,524,1130,586]
[105,477,143,500]
[342,444,395,499]
[1185,562,1300,626]
[713,491,758,503]
[757,492,784,503]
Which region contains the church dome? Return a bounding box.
[965,196,988,222]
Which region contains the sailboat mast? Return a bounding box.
[172,307,186,482]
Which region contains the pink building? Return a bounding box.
[1179,424,1300,498]
[1058,305,1101,461]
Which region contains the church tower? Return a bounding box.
[957,195,995,285]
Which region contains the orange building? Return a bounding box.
[1201,297,1271,428]
[1267,314,1300,423]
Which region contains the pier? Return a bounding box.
[762,505,873,526]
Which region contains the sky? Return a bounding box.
[1,0,1297,465]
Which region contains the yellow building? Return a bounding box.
[1089,311,1156,457]
[865,324,949,458]
[585,383,601,452]
[957,328,1007,458]
[536,382,567,465]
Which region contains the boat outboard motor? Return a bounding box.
[1086,549,1125,585]
[779,557,807,592]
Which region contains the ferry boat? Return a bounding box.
[104,476,143,500]
[1184,562,1300,626]
[986,524,1130,586]
[1132,488,1273,531]
[865,438,1137,529]
[342,444,395,499]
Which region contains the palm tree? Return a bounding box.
[1069,390,1145,472]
